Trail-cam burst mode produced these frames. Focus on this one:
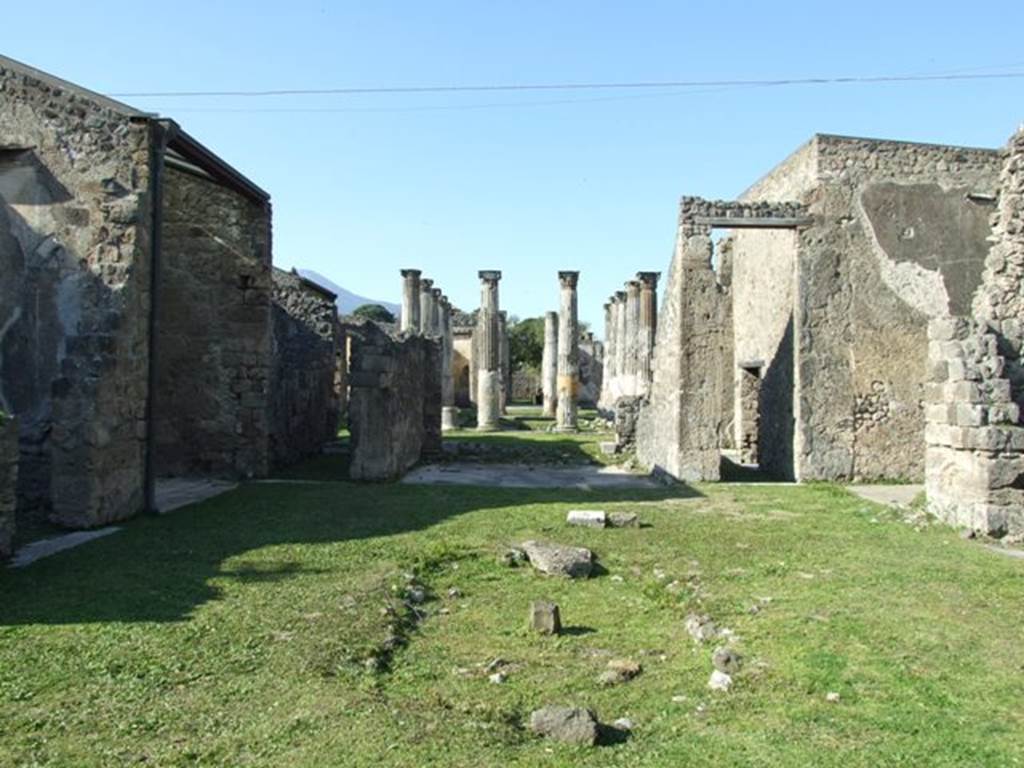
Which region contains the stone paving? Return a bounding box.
[402,461,661,489]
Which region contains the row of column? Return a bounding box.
[600,271,659,408]
[400,269,457,430]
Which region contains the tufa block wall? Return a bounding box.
[348,320,442,480]
[0,59,154,528]
[153,166,272,479]
[270,268,341,467]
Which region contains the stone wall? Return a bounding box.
[924,318,1024,535]
[348,320,441,481]
[152,166,272,479]
[925,129,1024,535]
[0,57,154,527]
[795,135,1000,482]
[730,134,1001,481]
[270,268,340,467]
[0,415,16,558]
[636,226,732,481]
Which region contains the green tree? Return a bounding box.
[352,304,396,323]
[509,316,545,372]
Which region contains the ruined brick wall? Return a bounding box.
[925,129,1024,535]
[924,318,1024,535]
[270,268,340,467]
[0,60,154,527]
[636,224,731,481]
[153,166,271,478]
[348,321,441,480]
[0,415,16,558]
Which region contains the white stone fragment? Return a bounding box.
[708,670,733,691]
[566,510,607,528]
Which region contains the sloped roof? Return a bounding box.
[0,53,269,202]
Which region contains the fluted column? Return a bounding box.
[476,270,502,430]
[599,301,614,410]
[418,279,434,334]
[430,287,443,336]
[541,311,558,417]
[637,271,660,395]
[441,297,458,431]
[624,280,641,396]
[556,271,580,432]
[614,290,627,400]
[400,269,421,333]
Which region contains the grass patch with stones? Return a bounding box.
[1,466,1022,765]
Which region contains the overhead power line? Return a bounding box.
[110,70,1024,99]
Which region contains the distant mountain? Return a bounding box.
[296,269,400,317]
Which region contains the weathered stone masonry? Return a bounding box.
[636,135,1001,484]
[1,54,154,529]
[1,54,338,533]
[270,268,341,467]
[153,165,272,479]
[0,415,16,558]
[925,129,1024,536]
[348,319,441,480]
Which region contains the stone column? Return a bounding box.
[498,311,510,414]
[556,271,580,432]
[400,269,421,333]
[624,280,641,396]
[418,278,434,335]
[541,311,558,417]
[614,290,627,399]
[441,297,458,431]
[599,301,614,410]
[430,287,443,336]
[637,271,660,395]
[476,271,502,431]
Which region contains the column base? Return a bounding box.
[441,406,459,431]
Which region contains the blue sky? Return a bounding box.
[4,1,1023,330]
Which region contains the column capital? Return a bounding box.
[498,310,508,320]
[420,278,434,291]
[478,270,502,283]
[400,268,422,278]
[636,271,660,288]
[558,271,580,288]
[625,279,640,294]
[431,287,442,299]
[614,290,626,302]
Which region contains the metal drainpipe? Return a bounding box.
[142,119,176,514]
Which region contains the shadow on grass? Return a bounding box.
[0,481,699,627]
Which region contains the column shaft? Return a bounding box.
[400,269,421,333]
[556,271,580,431]
[476,271,502,430]
[541,311,558,417]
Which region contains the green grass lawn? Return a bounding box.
[2,458,1023,765]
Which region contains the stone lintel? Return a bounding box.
[691,215,813,229]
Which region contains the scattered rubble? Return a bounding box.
[529,706,599,746]
[520,540,594,578]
